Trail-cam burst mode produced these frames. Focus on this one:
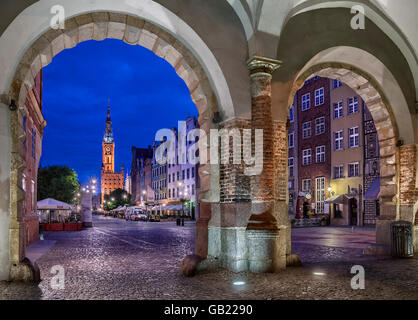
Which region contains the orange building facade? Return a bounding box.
[100,104,124,205]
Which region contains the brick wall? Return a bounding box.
[219,118,251,203]
[297,77,331,210]
[399,145,417,206]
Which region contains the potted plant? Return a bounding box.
[291,219,296,227]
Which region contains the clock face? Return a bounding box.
[105,146,111,154]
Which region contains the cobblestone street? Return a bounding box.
[1,215,417,300]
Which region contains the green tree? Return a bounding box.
[37,165,80,204]
[103,188,131,211]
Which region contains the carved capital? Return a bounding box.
[247,56,282,75]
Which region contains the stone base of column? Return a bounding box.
[9,257,40,282]
[246,229,286,273]
[376,217,394,246]
[414,226,418,253]
[195,217,209,258]
[83,222,93,228]
[363,243,391,256]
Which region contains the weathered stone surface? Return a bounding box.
[123,25,141,44]
[9,257,40,282]
[286,253,302,267]
[246,229,286,272]
[78,23,94,43]
[107,22,126,40]
[138,29,158,51]
[50,34,65,57]
[93,22,108,41]
[180,255,204,277]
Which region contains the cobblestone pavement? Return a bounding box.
[1,216,417,300]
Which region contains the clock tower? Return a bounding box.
[101,101,125,205]
[102,104,115,172]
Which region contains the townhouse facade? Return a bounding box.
[328,80,364,226]
[296,76,332,216]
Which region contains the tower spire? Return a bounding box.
[104,99,114,142]
[107,98,111,121]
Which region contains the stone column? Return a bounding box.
[246,56,287,272]
[6,93,40,281]
[216,118,252,272]
[81,192,93,227]
[0,102,10,281]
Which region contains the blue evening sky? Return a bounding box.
[42,39,197,185]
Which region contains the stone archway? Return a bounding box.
[4,12,226,280]
[283,59,418,251]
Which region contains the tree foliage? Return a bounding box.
[103,188,131,211]
[37,165,80,204]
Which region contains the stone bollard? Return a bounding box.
[180,255,204,277]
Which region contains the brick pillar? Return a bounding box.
[216,118,252,272]
[245,56,287,272]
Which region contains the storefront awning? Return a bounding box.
[37,198,73,210]
[364,177,380,200]
[325,194,352,204]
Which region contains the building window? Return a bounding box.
[348,97,359,114]
[173,173,175,182]
[192,184,195,195]
[187,168,190,179]
[288,133,294,148]
[177,172,180,180]
[315,117,325,135]
[302,122,311,139]
[288,180,294,190]
[289,106,294,122]
[192,167,195,178]
[169,189,171,198]
[182,170,185,180]
[288,157,294,177]
[302,179,311,192]
[333,101,343,119]
[348,127,359,148]
[302,149,312,166]
[348,162,360,177]
[334,130,344,151]
[334,165,344,179]
[315,177,325,214]
[314,87,324,106]
[301,93,310,111]
[316,145,325,163]
[173,188,176,198]
[168,174,171,183]
[332,79,343,89]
